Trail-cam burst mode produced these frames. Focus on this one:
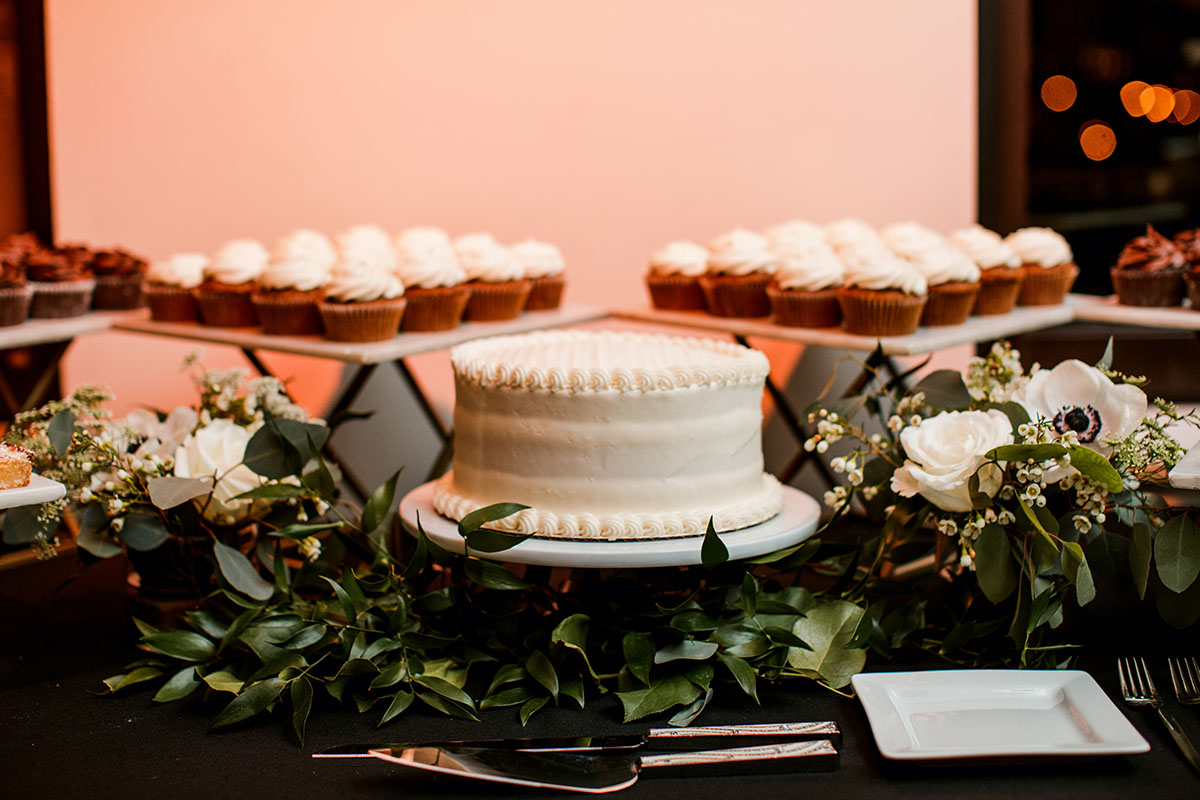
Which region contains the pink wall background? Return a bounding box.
[43,0,977,416]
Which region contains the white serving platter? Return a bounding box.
[851,669,1150,760]
[398,481,821,568]
[0,474,67,510]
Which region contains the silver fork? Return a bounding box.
[1169,657,1200,706]
[1118,656,1200,773]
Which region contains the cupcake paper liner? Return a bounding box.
[972,267,1024,316]
[318,297,407,342]
[145,284,200,322]
[922,281,980,326]
[1017,262,1078,306]
[524,275,566,311]
[251,290,325,335]
[92,272,146,310]
[401,285,471,332]
[0,285,32,327]
[645,274,707,311]
[194,284,260,327]
[1110,267,1185,307]
[837,287,926,336]
[699,273,772,317]
[1186,272,1200,309]
[29,278,95,319]
[463,279,531,322]
[767,284,842,328]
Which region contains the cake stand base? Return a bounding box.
[398,481,822,568]
[0,474,67,510]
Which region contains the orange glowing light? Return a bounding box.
[1121,81,1150,116]
[1173,89,1200,124]
[1079,122,1117,161]
[1141,84,1176,122]
[1040,75,1077,112]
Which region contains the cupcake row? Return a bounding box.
[0,233,148,326]
[1111,225,1200,308]
[645,221,1078,335]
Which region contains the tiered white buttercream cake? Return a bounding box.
[432,329,783,540]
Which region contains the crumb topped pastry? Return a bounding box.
[0,441,33,490]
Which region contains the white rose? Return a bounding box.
[173,418,265,524]
[1012,359,1146,456]
[891,409,1014,513]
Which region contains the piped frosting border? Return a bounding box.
[449,329,770,394]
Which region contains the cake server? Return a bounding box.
[313,720,841,757]
[366,739,839,793]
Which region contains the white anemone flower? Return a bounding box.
[1012,359,1146,456]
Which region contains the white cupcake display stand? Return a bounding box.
[0,474,66,510]
[399,480,821,569]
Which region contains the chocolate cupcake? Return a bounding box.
[26,248,95,318]
[1111,225,1185,307]
[90,249,148,310]
[0,257,32,326]
[1173,229,1200,309]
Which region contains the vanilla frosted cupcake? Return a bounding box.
[700,228,777,317]
[394,227,470,331]
[455,233,529,321]
[883,222,980,326]
[1005,227,1078,305]
[949,224,1023,315]
[837,241,927,336]
[195,238,269,326]
[767,237,844,328]
[251,229,335,335]
[764,220,827,250]
[825,218,885,254]
[646,240,708,310]
[512,239,565,310]
[318,243,406,342]
[145,253,207,322]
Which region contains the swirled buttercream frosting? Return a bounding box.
[764,220,827,250]
[1005,227,1073,268]
[707,229,777,276]
[773,238,844,291]
[261,229,335,291]
[208,239,269,285]
[839,242,927,295]
[324,253,404,302]
[510,239,564,278]
[649,241,708,277]
[455,233,522,282]
[949,224,1020,270]
[1116,225,1184,272]
[148,253,208,289]
[395,228,466,289]
[882,224,979,285]
[434,329,785,540]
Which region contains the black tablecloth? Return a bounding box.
[3,564,1199,799]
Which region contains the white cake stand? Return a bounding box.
[398,481,821,568]
[0,474,67,510]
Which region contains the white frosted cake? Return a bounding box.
[432,329,784,540]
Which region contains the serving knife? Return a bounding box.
[367,739,839,793]
[313,720,842,758]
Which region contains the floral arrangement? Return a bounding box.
[808,341,1200,666]
[2,359,332,597]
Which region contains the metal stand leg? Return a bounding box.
[0,340,70,418]
[393,358,454,482]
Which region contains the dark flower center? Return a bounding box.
[1053,405,1102,442]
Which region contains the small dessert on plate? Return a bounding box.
[1109,225,1185,307]
[767,236,844,328]
[455,233,530,321]
[0,441,33,490]
[252,229,336,335]
[394,227,471,332]
[948,224,1024,315]
[1005,227,1078,305]
[144,253,207,322]
[883,222,980,326]
[195,238,269,326]
[645,240,708,310]
[26,247,95,318]
[0,255,32,327]
[1175,228,1200,308]
[512,239,565,311]
[700,228,777,317]
[90,248,148,310]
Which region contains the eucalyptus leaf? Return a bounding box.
[362,469,402,534]
[415,676,476,709]
[526,650,558,701]
[716,652,759,703]
[487,664,526,694]
[618,675,702,723]
[653,640,719,664]
[480,686,533,709]
[623,632,654,686]
[519,696,549,726]
[1154,515,1200,593]
[1069,446,1123,493]
[415,690,479,722]
[464,558,530,591]
[321,575,359,623]
[210,677,286,730]
[1062,542,1097,606]
[988,443,1068,462]
[75,504,121,557]
[975,523,1017,603]
[457,503,530,535]
[148,476,213,510]
[117,513,172,552]
[701,517,728,569]
[379,690,414,726]
[142,630,215,662]
[152,666,200,703]
[214,540,275,602]
[668,688,713,727]
[910,369,971,410]
[550,613,596,678]
[291,677,313,745]
[202,670,245,694]
[1131,523,1153,601]
[2,506,48,545]
[101,666,164,694]
[787,600,867,689]
[463,529,537,553]
[47,408,75,456]
[270,521,344,540]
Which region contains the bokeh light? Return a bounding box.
[1121,80,1150,116]
[1040,75,1077,111]
[1141,84,1176,122]
[1172,89,1200,124]
[1079,121,1117,161]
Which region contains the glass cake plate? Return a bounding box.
[398,481,821,568]
[0,474,67,510]
[851,670,1150,761]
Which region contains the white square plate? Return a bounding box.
[851,669,1150,760]
[0,474,67,510]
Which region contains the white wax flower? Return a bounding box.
[1013,360,1146,456]
[891,409,1014,513]
[173,418,266,524]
